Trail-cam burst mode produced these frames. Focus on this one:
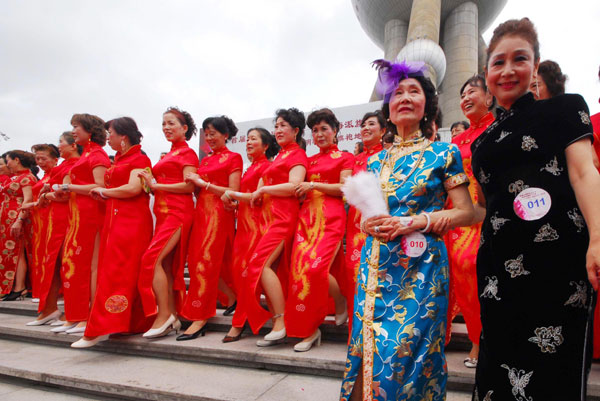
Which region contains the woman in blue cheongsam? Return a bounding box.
[340,60,474,401]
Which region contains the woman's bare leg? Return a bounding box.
[349,367,363,401]
[260,241,285,332]
[150,228,181,329]
[218,277,236,307]
[14,246,27,292]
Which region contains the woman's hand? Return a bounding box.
[431,216,451,236]
[89,187,107,201]
[185,172,206,188]
[363,215,391,239]
[586,239,600,291]
[40,183,51,195]
[379,216,420,241]
[137,170,156,191]
[250,187,263,208]
[10,220,23,238]
[294,182,312,198]
[18,201,38,211]
[221,192,238,211]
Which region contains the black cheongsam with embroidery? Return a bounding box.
[470,92,595,401]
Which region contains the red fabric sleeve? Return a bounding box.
[181,148,200,168]
[287,149,309,170]
[228,153,243,175]
[88,150,111,170]
[341,152,355,170]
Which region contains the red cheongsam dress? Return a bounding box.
[85,145,153,336]
[231,155,271,329]
[285,145,354,337]
[181,147,243,321]
[37,157,79,313]
[245,142,308,334]
[0,171,36,294]
[444,111,494,345]
[29,169,53,298]
[138,140,199,317]
[343,143,382,334]
[62,141,110,321]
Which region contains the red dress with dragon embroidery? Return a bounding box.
[285,145,354,337]
[29,169,53,298]
[180,146,242,321]
[138,140,199,317]
[444,111,494,345]
[37,156,79,313]
[0,171,36,294]
[231,154,271,329]
[62,141,110,321]
[245,142,308,334]
[85,145,153,336]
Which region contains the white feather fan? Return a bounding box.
[342,171,389,218]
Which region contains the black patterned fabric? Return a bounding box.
[471,92,595,401]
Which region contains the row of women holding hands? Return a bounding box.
[9,104,392,353]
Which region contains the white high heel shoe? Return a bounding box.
[335,299,348,326]
[294,329,321,352]
[143,314,177,338]
[50,323,76,333]
[71,335,109,348]
[65,324,87,334]
[26,310,62,326]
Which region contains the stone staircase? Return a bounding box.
[0,300,595,400]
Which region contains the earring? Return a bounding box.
[121,139,126,150]
[535,79,540,98]
[424,116,428,122]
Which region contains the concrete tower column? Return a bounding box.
[478,34,488,74]
[407,0,441,42]
[439,1,479,126]
[371,19,409,101]
[384,19,408,61]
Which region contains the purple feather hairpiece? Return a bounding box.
[372,59,428,103]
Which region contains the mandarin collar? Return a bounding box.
[170,140,188,151]
[210,146,228,156]
[319,144,339,155]
[365,143,383,156]
[251,153,267,164]
[115,144,141,163]
[84,141,101,152]
[469,112,495,130]
[282,142,300,152]
[497,92,536,117]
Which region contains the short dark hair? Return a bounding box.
[487,18,540,65]
[361,110,386,130]
[60,131,83,155]
[460,73,496,111]
[382,75,439,140]
[31,144,60,159]
[164,107,197,141]
[355,142,364,153]
[307,108,340,133]
[71,113,107,146]
[275,108,306,150]
[450,121,470,131]
[105,117,143,145]
[7,150,39,176]
[202,115,238,142]
[247,127,280,159]
[537,60,567,97]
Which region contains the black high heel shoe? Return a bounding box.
[222,301,237,316]
[1,289,27,301]
[222,324,246,343]
[176,324,207,341]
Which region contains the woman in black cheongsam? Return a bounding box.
[471,18,600,401]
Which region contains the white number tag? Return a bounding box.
[401,232,427,257]
[513,187,551,221]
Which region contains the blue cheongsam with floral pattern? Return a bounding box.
[340,139,468,401]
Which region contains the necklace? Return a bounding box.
[379,133,430,194]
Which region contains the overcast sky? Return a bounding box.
[1,0,599,163]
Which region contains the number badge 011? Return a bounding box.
[513,187,551,221]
